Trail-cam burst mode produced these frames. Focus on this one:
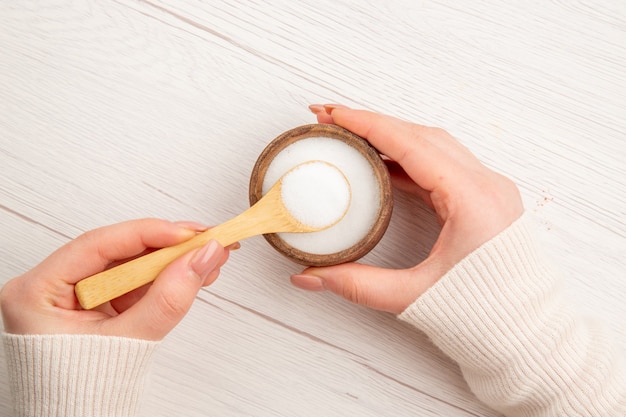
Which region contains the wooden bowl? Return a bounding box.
[249,124,393,266]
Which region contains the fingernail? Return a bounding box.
[323,104,345,114]
[174,221,209,239]
[173,221,209,231]
[308,104,325,115]
[227,242,241,251]
[190,240,223,281]
[291,274,326,291]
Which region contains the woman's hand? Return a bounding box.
[291,105,523,314]
[0,219,232,340]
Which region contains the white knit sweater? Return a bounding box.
[3,335,158,417]
[399,214,625,416]
[3,215,625,416]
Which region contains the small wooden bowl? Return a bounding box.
[249,124,393,266]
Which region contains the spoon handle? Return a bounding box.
[74,188,289,310]
[74,222,231,310]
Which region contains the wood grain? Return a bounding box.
[1,1,624,416]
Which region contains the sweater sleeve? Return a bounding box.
[2,333,160,417]
[399,214,626,417]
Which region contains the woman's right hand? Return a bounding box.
[1,219,232,340]
[291,105,524,313]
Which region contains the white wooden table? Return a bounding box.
[1,1,624,416]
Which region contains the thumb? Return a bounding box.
[112,240,225,340]
[291,263,424,314]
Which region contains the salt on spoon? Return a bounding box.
[280,160,351,229]
[75,161,351,310]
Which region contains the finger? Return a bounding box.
[324,108,460,191]
[327,105,481,165]
[109,241,232,313]
[385,160,433,209]
[107,240,225,340]
[291,263,433,314]
[226,242,241,251]
[108,282,152,314]
[312,104,481,172]
[33,219,203,286]
[202,246,232,286]
[309,104,334,124]
[309,103,352,124]
[173,221,209,233]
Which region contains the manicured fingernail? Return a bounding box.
[227,242,241,251]
[174,221,209,231]
[291,274,326,291]
[308,104,325,114]
[323,104,345,114]
[190,240,223,281]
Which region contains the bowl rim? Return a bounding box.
[248,123,393,266]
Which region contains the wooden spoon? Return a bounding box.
[74,161,351,310]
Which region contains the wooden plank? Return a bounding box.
[1,1,624,416]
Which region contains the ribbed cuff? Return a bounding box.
[399,214,625,416]
[399,214,556,370]
[3,333,160,417]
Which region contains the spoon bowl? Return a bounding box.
[75,161,351,310]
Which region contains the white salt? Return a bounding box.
[262,137,381,255]
[280,161,350,229]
